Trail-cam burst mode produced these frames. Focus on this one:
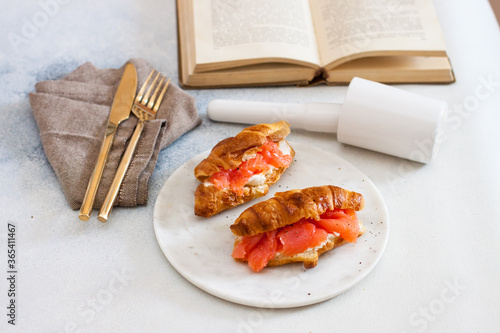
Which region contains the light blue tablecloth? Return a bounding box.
[1,0,499,332]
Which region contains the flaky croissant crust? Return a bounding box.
[230,185,365,236]
[194,121,291,181]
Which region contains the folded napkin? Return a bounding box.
[29,58,201,210]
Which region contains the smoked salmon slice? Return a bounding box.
[208,140,293,195]
[314,209,360,243]
[232,233,264,259]
[277,220,327,256]
[231,208,360,272]
[247,230,278,272]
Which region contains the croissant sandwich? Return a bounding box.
[230,185,365,272]
[194,121,295,217]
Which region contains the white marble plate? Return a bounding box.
[153,142,389,308]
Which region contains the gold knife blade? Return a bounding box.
[78,63,137,221]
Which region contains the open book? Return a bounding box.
[177,0,455,88]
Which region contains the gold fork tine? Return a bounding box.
[142,72,161,106]
[98,71,170,223]
[153,78,170,113]
[136,70,154,103]
[148,76,165,109]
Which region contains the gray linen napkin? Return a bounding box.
[29,58,201,209]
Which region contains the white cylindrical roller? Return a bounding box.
[337,77,448,163]
[207,99,341,133]
[206,77,448,163]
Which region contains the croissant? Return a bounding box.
[230,185,365,271]
[194,121,295,217]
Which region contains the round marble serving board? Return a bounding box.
[153,142,389,308]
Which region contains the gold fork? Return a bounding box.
[97,70,170,222]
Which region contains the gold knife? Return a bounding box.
[78,63,137,221]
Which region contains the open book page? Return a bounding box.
[192,0,321,72]
[309,0,448,69]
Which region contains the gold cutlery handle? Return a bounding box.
[97,120,145,223]
[79,123,118,221]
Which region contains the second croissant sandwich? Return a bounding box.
[230,185,366,272]
[194,121,295,217]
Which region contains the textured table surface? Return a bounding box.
[1,0,499,332]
